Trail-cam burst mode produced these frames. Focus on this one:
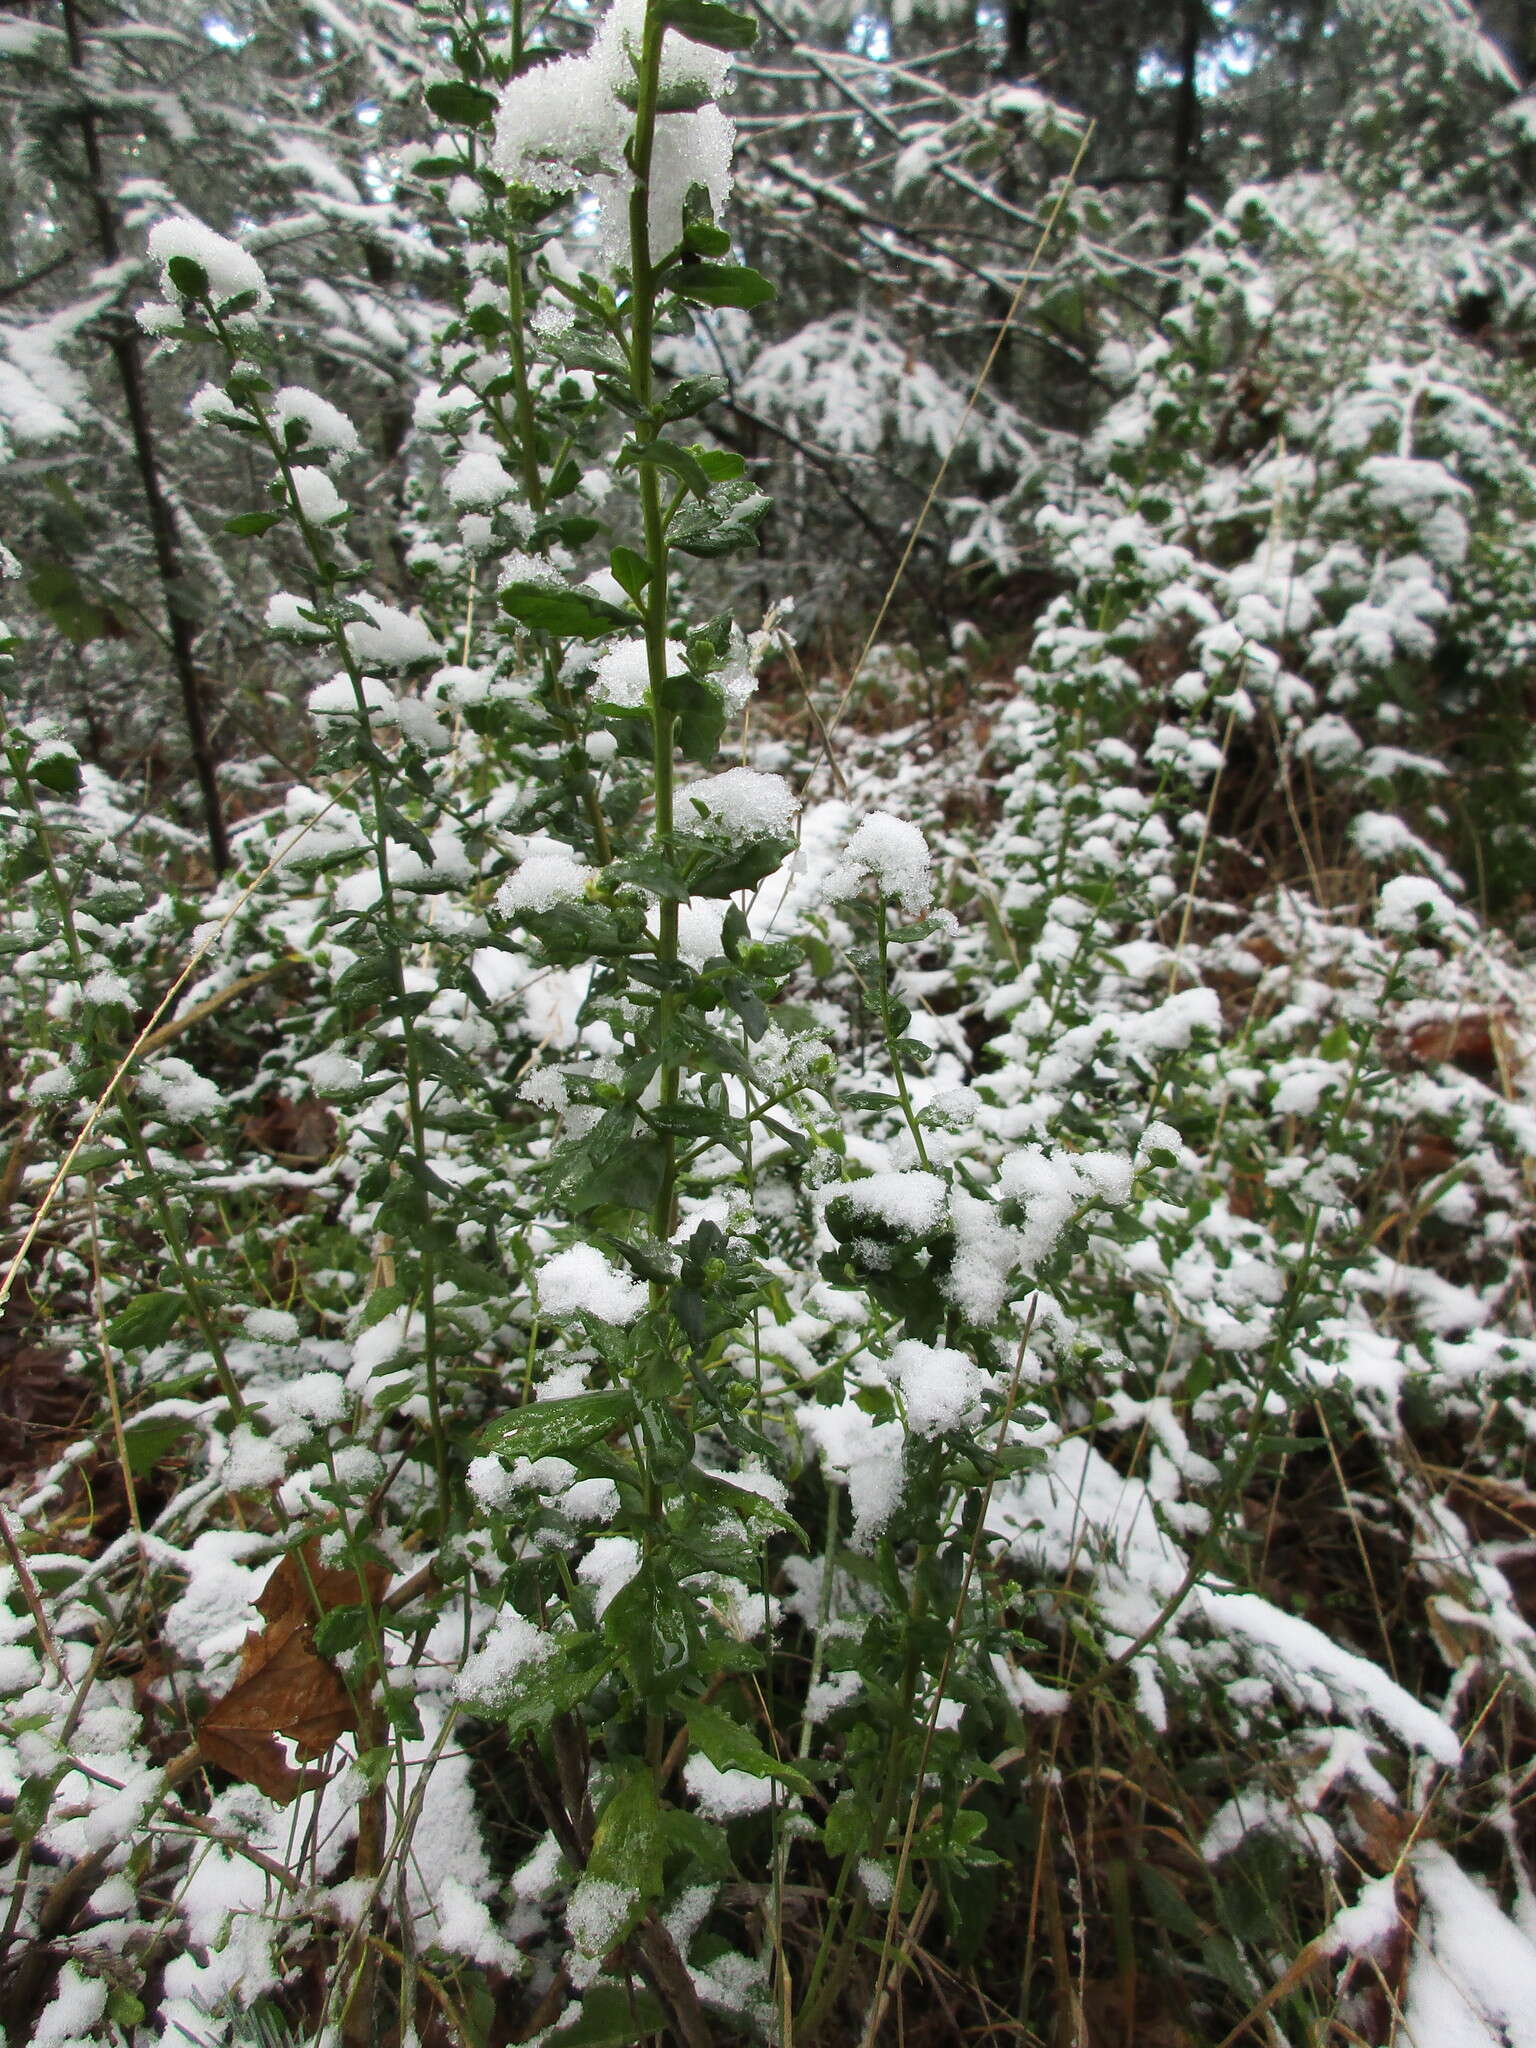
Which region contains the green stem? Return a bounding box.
[874,896,930,1169]
[625,4,681,1242]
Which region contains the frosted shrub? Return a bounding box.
[6,8,1536,2047]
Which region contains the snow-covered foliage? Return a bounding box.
[5,4,1536,2047]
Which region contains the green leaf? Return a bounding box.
[683,215,732,259]
[686,1701,813,1794]
[425,80,498,127]
[313,1607,369,1657]
[619,436,714,501]
[609,545,652,600]
[695,447,746,481]
[670,262,775,310]
[500,582,634,639]
[657,0,758,52]
[12,1773,62,1846]
[224,510,284,537]
[120,1413,195,1476]
[165,253,209,299]
[107,1291,185,1352]
[658,374,728,423]
[681,834,796,899]
[479,1389,636,1461]
[550,1983,665,2047]
[503,1634,613,1736]
[27,563,120,647]
[335,951,398,1006]
[583,1766,664,1943]
[823,1790,875,1858]
[670,476,773,560]
[569,1136,669,1214]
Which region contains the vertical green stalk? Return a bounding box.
[624,4,682,1241]
[873,896,930,1169]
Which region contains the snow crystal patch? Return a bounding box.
[343,595,442,668]
[679,767,798,844]
[290,465,347,525]
[1376,873,1462,938]
[831,1169,947,1236]
[270,384,359,456]
[564,1476,621,1523]
[147,216,270,312]
[886,1339,986,1437]
[1199,1589,1460,1763]
[826,810,933,911]
[446,450,516,509]
[243,1307,299,1344]
[1322,1872,1402,1958]
[32,1959,108,2047]
[576,1534,641,1617]
[430,1874,522,1971]
[1404,1846,1536,2048]
[136,1055,222,1122]
[491,0,734,260]
[537,1244,647,1325]
[683,1755,775,1820]
[566,1874,634,1957]
[466,1453,518,1513]
[798,1398,906,1549]
[592,636,683,708]
[498,850,589,917]
[268,591,328,640]
[456,1608,556,1711]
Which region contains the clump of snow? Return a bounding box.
[290,465,348,525]
[269,385,360,456]
[576,1534,641,1617]
[564,1476,621,1522]
[446,450,516,509]
[32,1960,108,2047]
[537,1244,647,1325]
[491,0,735,261]
[683,1755,775,1820]
[431,1874,522,1971]
[136,1056,222,1123]
[886,1338,987,1437]
[797,1398,907,1550]
[343,595,442,668]
[592,637,685,708]
[1199,1589,1460,1762]
[1375,873,1461,938]
[147,216,270,313]
[826,811,934,912]
[831,1170,947,1236]
[680,768,798,844]
[1403,1846,1536,2047]
[1322,1873,1402,1958]
[498,850,590,917]
[188,382,245,429]
[566,1875,634,1957]
[455,1608,556,1711]
[267,591,328,640]
[244,1307,299,1344]
[467,1454,517,1513]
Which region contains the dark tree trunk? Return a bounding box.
[60,0,230,874]
[1167,0,1205,253]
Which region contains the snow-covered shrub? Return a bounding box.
[5,7,1536,2048]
